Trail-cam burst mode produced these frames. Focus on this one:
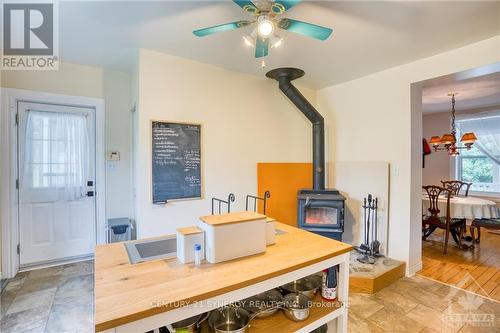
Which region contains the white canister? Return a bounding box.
[266,217,276,245]
[176,226,205,264]
[198,211,267,263]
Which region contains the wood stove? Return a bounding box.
[298,189,345,241]
[267,68,345,241]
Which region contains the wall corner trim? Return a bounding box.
[406,261,423,277]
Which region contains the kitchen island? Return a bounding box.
[95,222,352,333]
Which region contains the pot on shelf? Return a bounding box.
[240,289,283,318]
[207,306,253,333]
[162,312,208,333]
[282,293,312,322]
[280,274,322,299]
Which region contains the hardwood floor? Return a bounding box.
[418,228,500,301]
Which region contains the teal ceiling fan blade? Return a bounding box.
[271,0,301,14]
[232,0,258,14]
[255,36,269,58]
[278,18,333,41]
[193,21,251,37]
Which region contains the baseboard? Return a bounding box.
[18,254,94,273]
[406,261,423,277]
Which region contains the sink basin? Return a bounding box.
[124,235,177,264]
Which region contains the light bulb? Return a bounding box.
[258,18,274,37]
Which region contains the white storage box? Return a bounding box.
[266,217,276,245]
[198,211,267,263]
[176,226,205,264]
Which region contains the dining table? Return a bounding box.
[422,195,499,220]
[422,194,499,245]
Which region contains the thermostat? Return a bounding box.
[107,151,120,161]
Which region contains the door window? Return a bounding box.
[22,110,89,200]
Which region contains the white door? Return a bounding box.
[18,102,96,266]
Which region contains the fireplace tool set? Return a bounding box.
[356,194,381,264]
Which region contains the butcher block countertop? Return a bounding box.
[94,222,352,332]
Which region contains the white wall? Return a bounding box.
[332,162,389,254]
[134,49,317,238]
[1,62,133,221]
[0,70,2,278]
[2,62,104,97]
[423,112,453,186]
[318,35,500,275]
[102,70,134,219]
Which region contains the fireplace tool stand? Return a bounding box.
[355,194,381,264]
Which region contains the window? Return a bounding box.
[457,146,500,193]
[23,110,89,190]
[456,112,500,195]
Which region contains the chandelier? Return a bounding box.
[429,93,477,156]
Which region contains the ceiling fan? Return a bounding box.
[193,0,333,58]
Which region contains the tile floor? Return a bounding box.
[1,260,93,333]
[1,260,499,333]
[348,275,500,333]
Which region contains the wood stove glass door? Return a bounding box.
[304,206,340,227]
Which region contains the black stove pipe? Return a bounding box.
[266,68,325,190]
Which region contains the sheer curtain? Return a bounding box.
[22,110,89,201]
[456,111,500,166]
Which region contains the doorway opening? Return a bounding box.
[413,63,500,301]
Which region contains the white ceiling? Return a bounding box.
[59,1,500,89]
[422,71,500,114]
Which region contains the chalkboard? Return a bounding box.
[151,121,202,203]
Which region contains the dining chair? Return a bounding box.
[470,218,500,244]
[440,180,473,196]
[422,185,466,254]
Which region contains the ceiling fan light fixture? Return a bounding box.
[257,16,274,37]
[271,36,283,48]
[192,1,334,61]
[242,35,255,47]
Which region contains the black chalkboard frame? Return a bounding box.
[150,119,203,204]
